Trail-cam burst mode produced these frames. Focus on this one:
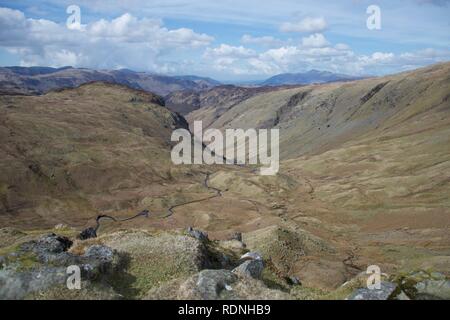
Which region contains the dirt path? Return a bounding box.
[163,172,223,218]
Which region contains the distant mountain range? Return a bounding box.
[261,70,364,86]
[173,75,222,87]
[0,66,221,97]
[0,66,365,98]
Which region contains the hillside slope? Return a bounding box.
[0,82,189,227]
[166,85,291,116]
[179,63,450,280]
[187,62,450,159]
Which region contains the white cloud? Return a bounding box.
[280,17,327,33]
[335,43,350,51]
[1,6,449,79]
[301,33,329,48]
[202,44,259,75]
[241,34,284,47]
[0,7,213,71]
[201,40,449,77]
[204,44,256,59]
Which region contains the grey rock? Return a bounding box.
[232,259,265,279]
[195,269,238,300]
[288,276,301,285]
[84,245,115,262]
[394,290,411,300]
[81,245,118,278]
[217,252,233,269]
[430,272,446,280]
[0,234,119,299]
[231,232,242,242]
[187,227,209,241]
[31,233,72,254]
[239,251,263,262]
[347,281,397,300]
[0,266,67,300]
[78,227,97,240]
[414,279,450,300]
[18,234,75,265]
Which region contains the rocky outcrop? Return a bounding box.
[232,251,265,279]
[414,279,450,300]
[392,270,450,300]
[347,281,397,300]
[345,270,450,300]
[232,260,264,279]
[0,233,120,299]
[2,228,449,300]
[187,227,209,242]
[184,269,238,300]
[78,228,97,240]
[146,268,292,300]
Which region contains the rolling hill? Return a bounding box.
[0,82,190,228]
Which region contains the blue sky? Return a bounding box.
[0,0,449,80]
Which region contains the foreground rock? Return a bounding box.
[0,233,120,299]
[187,227,209,242]
[393,270,450,300]
[3,228,448,300]
[187,269,238,300]
[239,251,263,262]
[233,260,265,279]
[414,279,450,299]
[145,269,292,300]
[78,227,97,240]
[344,270,450,300]
[347,282,397,300]
[232,252,265,279]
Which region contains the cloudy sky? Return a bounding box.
[0,0,449,80]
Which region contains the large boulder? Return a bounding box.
[78,227,97,240]
[239,251,263,262]
[185,269,238,300]
[0,233,120,299]
[414,279,450,300]
[80,245,119,279]
[28,233,73,254]
[233,260,264,279]
[0,266,68,300]
[347,281,397,300]
[393,270,450,300]
[187,227,209,242]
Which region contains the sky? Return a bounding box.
[0,0,449,81]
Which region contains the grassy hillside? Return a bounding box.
[0,82,189,228]
[188,62,450,159]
